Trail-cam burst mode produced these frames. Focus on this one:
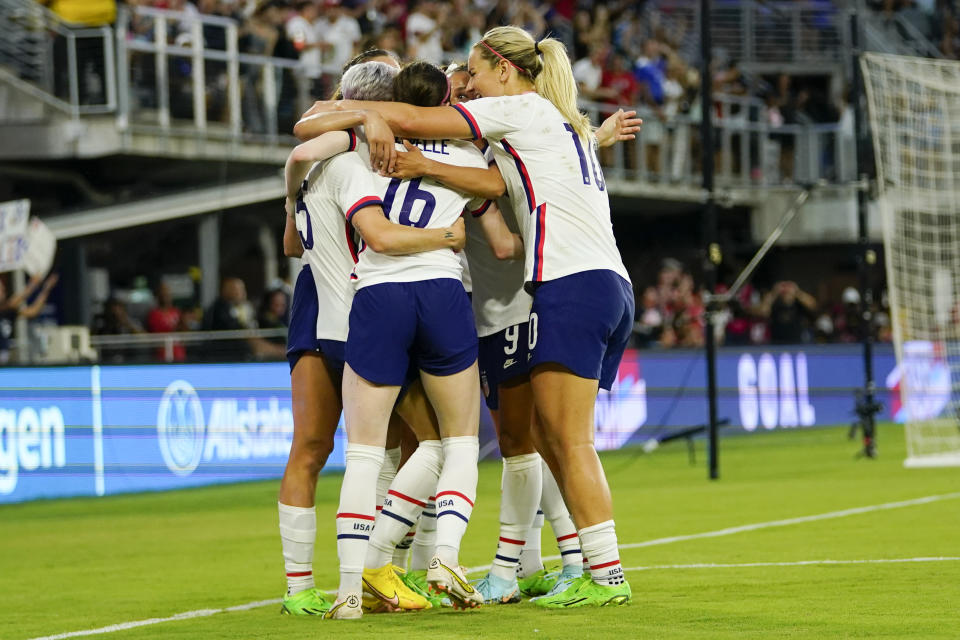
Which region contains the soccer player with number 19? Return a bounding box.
[296,25,635,608]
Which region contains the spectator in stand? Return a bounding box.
[720,282,760,346]
[571,9,594,60]
[656,257,683,315]
[317,0,362,72]
[286,1,325,96]
[573,45,616,102]
[258,288,290,348]
[146,282,187,362]
[205,276,255,331]
[600,53,640,168]
[93,296,144,336]
[634,39,667,106]
[204,277,285,360]
[670,273,705,347]
[633,286,663,348]
[239,1,285,132]
[0,273,59,365]
[93,295,147,362]
[406,0,446,64]
[508,1,548,40]
[831,286,863,343]
[759,281,817,344]
[602,54,640,110]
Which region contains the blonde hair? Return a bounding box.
[473,26,592,140]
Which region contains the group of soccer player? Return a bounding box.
[275,24,641,619]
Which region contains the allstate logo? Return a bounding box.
[157,380,206,476]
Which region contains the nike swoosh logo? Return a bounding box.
[363,578,400,608]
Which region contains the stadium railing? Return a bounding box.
[578,96,852,188]
[0,2,851,190]
[0,0,116,116]
[85,328,289,365]
[642,0,846,69]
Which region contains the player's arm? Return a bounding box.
[388,140,506,199]
[282,200,304,258]
[284,130,352,201]
[471,202,523,260]
[595,108,643,148]
[295,103,473,172]
[298,100,471,139]
[350,206,465,255]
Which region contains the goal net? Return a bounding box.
[861,53,960,467]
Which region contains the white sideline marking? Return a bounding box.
[622,557,960,571]
[25,491,960,640]
[465,490,960,574]
[27,599,281,640]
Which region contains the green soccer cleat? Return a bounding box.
[400,569,445,608]
[517,568,557,597]
[530,565,584,601]
[533,575,631,609]
[280,587,334,616]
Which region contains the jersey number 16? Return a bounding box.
[383,177,437,228]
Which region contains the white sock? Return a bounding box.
[579,520,625,586]
[434,436,478,566]
[336,443,384,596]
[518,509,544,578]
[491,453,541,581]
[540,460,582,569]
[278,502,316,596]
[392,525,417,569]
[410,495,437,571]
[376,446,401,514]
[365,440,443,569]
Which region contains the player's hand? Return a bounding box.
[596,108,642,148]
[365,111,397,174]
[447,217,466,252]
[387,140,429,178]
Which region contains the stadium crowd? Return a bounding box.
[873,0,960,59]
[24,0,904,364]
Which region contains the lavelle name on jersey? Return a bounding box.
[394,138,451,156]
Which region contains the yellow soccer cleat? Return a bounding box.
[362,564,432,612]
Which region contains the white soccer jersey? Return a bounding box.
[463,155,532,337]
[459,251,472,293]
[296,152,384,341]
[350,129,488,289]
[453,93,631,287]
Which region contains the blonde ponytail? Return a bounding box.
[533,38,592,140]
[474,26,593,141]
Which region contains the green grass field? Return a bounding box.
[2,423,959,639]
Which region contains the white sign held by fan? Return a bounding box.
[23,218,57,277]
[0,199,30,273]
[0,199,57,276]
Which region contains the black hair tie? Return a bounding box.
[534,40,542,56]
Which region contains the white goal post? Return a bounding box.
[861,53,960,467]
